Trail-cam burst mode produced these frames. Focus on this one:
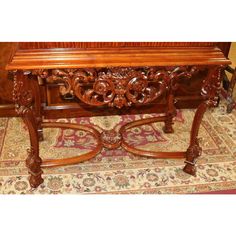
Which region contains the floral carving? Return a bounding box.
[186,140,202,161]
[72,67,165,108]
[201,65,225,107]
[13,71,34,115]
[183,65,225,177]
[33,66,198,109]
[101,129,122,149]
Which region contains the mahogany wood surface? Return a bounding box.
[7,47,229,70]
[3,42,231,187]
[7,43,231,188]
[0,42,231,117]
[18,42,216,49]
[18,42,231,53]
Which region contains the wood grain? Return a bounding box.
[19,42,216,49]
[0,42,232,117]
[7,47,230,70]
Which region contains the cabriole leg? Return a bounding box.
[183,102,207,176]
[183,65,224,176]
[13,70,43,188]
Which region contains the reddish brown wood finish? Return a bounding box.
[18,42,217,49]
[0,42,232,117]
[183,66,224,175]
[6,47,230,70]
[13,70,43,188]
[7,43,231,188]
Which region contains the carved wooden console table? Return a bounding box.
[6,43,230,188]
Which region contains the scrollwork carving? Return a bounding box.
[73,67,166,108]
[186,139,202,160]
[33,66,199,109]
[201,65,225,107]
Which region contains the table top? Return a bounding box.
[6,46,231,70]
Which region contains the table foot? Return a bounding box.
[163,123,174,133]
[29,173,44,188]
[183,142,202,176]
[26,147,44,188]
[183,162,196,176]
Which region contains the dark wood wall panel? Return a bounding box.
[216,42,231,56]
[19,42,216,49]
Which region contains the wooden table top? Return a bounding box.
[6,46,231,70]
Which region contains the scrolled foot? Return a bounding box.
[29,173,44,188]
[163,125,174,134]
[26,147,44,188]
[184,141,202,177]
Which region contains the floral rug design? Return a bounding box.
[0,101,235,194]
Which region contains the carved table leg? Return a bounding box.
[13,70,43,188]
[183,102,206,176]
[31,73,44,141]
[24,118,43,188]
[183,65,224,176]
[163,93,176,133]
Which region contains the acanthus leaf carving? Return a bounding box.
[201,65,225,107]
[13,71,34,115]
[32,66,199,109]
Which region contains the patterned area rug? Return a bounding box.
[0,102,235,194]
